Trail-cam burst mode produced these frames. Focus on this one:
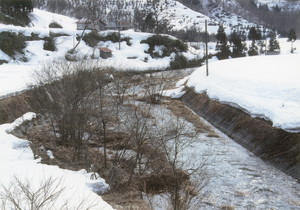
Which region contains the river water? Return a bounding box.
[190,118,300,209]
[148,69,300,209]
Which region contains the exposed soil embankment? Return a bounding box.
[181,88,300,180]
[0,92,33,124]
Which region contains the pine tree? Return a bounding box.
[287,28,297,53]
[288,28,297,42]
[248,26,262,41]
[0,0,33,25]
[0,0,33,14]
[268,32,280,52]
[248,40,258,56]
[215,25,231,60]
[229,31,247,58]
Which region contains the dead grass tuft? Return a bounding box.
[0,93,32,123]
[102,192,152,210]
[166,99,217,136]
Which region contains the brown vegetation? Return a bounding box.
[5,64,208,209]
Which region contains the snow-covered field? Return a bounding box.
[0,113,114,209]
[174,49,300,132]
[0,8,204,98]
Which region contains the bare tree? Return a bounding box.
[142,72,170,104]
[0,176,98,210]
[0,176,64,210]
[121,102,155,198]
[155,116,209,210]
[144,0,173,34]
[82,0,107,21]
[94,70,119,169]
[31,61,98,164]
[108,72,133,105]
[107,0,132,27]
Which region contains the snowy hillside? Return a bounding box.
[0,8,200,97]
[174,52,300,132]
[255,0,300,11]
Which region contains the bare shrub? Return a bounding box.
[0,176,97,210]
[31,61,107,164]
[154,116,210,210]
[142,73,170,104]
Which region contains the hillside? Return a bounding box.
[255,0,300,11]
[192,0,300,35]
[32,0,300,37]
[0,8,202,97]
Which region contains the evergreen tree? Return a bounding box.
[273,4,281,12]
[248,40,259,56]
[0,0,33,26]
[288,28,297,42]
[248,26,262,41]
[268,32,280,52]
[0,0,33,14]
[287,28,297,53]
[229,31,247,58]
[215,25,231,60]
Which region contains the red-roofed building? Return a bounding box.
[99,47,112,59]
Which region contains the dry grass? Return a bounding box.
[220,205,235,210]
[5,69,214,210]
[0,92,33,123]
[102,193,151,210]
[166,99,218,137]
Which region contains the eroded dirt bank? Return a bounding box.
[0,92,33,124]
[181,88,300,180]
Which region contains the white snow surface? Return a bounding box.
[0,8,202,97]
[255,0,300,11]
[180,53,300,132]
[0,112,114,209]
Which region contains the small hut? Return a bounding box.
[99,47,113,59]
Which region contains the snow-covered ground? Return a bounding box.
[174,48,300,132]
[0,113,114,209]
[167,0,217,32]
[255,0,300,11]
[0,8,203,98]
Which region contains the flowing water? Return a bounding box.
[192,120,300,209]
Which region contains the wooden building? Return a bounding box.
[76,19,106,31]
[99,47,112,59]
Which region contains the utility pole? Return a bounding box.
[205,20,209,76]
[118,20,121,50]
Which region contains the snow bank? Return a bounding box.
[0,113,114,210]
[0,64,35,98]
[182,54,300,132]
[0,9,202,97]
